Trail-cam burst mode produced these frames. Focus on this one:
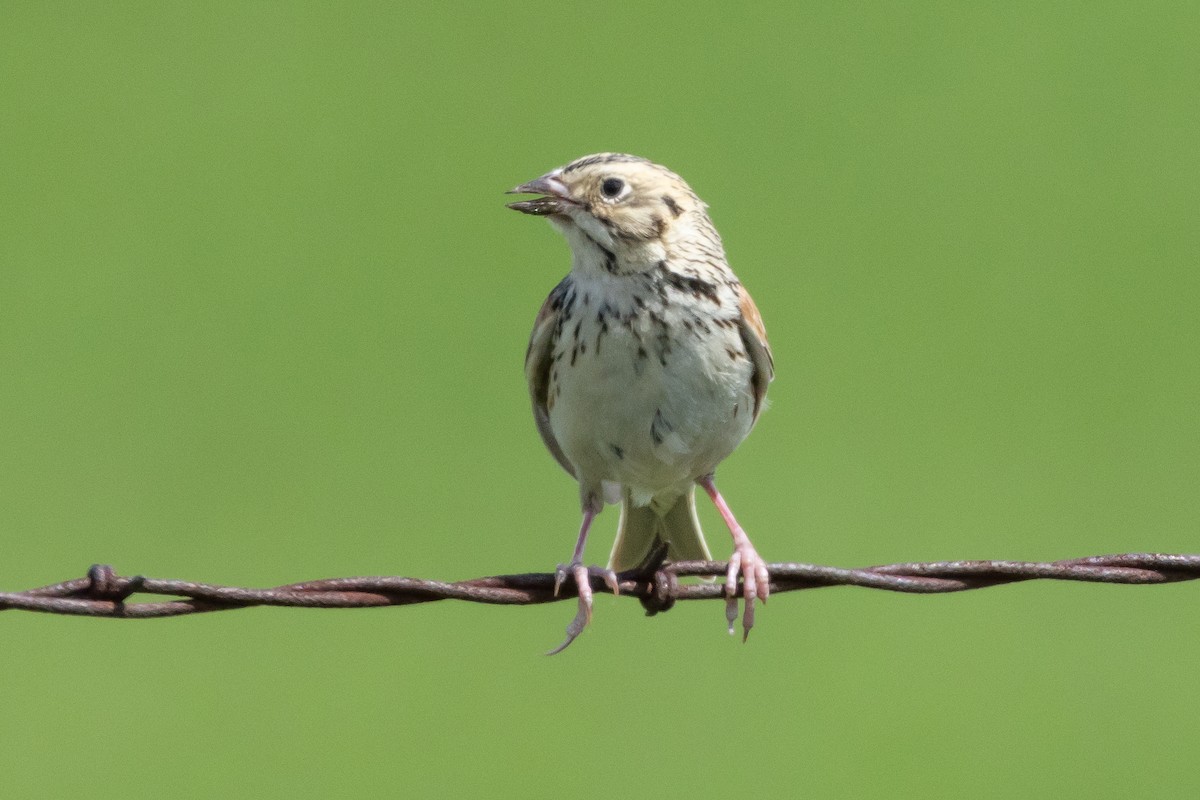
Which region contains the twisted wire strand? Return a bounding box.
[2,551,1196,619]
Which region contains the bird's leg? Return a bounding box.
[548,500,619,655]
[697,474,770,641]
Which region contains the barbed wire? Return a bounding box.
[1,548,1197,620]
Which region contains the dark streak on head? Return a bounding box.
[662,195,682,217]
[562,153,651,174]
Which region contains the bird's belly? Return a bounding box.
[548,318,755,497]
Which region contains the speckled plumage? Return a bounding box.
[510,153,773,652]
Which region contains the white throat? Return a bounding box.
[550,216,667,278]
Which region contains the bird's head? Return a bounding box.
[508,153,720,276]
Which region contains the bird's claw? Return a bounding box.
[725,541,770,642]
[547,562,619,655]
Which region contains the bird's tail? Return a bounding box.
[608,488,712,573]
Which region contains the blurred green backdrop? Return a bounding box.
[2,2,1197,797]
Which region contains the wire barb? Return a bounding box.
[1,552,1196,619]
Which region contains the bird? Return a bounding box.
[507,153,774,653]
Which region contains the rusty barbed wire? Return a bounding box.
[1,548,1197,619]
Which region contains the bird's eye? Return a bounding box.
[600,177,625,199]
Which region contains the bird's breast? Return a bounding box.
[545,270,755,494]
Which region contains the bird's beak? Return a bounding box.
[506,173,572,216]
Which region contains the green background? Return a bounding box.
[2,2,1197,797]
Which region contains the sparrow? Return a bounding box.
[508,153,773,653]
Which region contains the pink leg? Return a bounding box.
[547,505,619,656]
[697,474,770,641]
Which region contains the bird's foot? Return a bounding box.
[725,540,770,642]
[547,562,620,655]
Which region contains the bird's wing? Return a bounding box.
[736,286,775,423]
[525,277,576,477]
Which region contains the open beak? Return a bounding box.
[506,173,572,216]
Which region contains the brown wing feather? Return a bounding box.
[736,286,774,422]
[525,278,575,476]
